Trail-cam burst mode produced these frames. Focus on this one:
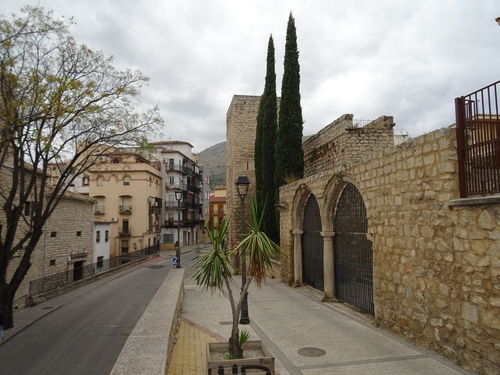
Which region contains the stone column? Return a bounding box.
[321,231,335,302]
[292,229,303,287]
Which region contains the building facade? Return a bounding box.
[278,117,499,375]
[3,193,94,309]
[93,221,111,272]
[88,151,162,257]
[150,141,206,247]
[209,187,227,229]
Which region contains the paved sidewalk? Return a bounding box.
[173,265,473,375]
[166,318,224,375]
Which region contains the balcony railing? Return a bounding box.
[165,183,187,191]
[94,206,105,215]
[162,219,200,228]
[165,201,188,209]
[119,205,132,214]
[119,227,131,236]
[456,80,500,197]
[165,165,185,173]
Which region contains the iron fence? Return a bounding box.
[29,245,159,296]
[455,80,500,197]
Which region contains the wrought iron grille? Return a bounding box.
[455,80,500,197]
[302,194,324,291]
[334,184,374,314]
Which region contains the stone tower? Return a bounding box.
[226,95,261,248]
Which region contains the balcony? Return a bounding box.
[94,206,105,215]
[165,201,189,209]
[165,183,187,191]
[165,165,185,174]
[162,219,200,228]
[119,227,131,237]
[119,205,132,215]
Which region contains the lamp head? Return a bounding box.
[235,176,250,199]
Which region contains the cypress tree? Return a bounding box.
[275,13,304,189]
[255,35,278,242]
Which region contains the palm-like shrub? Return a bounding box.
[194,200,282,358]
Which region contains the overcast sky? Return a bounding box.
[3,1,500,152]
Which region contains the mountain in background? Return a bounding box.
[198,136,311,189]
[198,141,226,188]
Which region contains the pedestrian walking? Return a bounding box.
[0,308,4,341]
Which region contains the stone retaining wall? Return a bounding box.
[279,125,499,374]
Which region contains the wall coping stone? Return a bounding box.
[110,268,185,375]
[449,194,500,207]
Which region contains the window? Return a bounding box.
[105,230,109,242]
[50,231,57,238]
[49,259,56,266]
[24,202,31,216]
[121,239,129,253]
[82,176,89,186]
[97,176,104,186]
[97,256,104,268]
[168,176,175,185]
[76,231,82,237]
[123,176,130,185]
[163,234,174,243]
[96,230,101,243]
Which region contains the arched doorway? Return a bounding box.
[333,183,373,314]
[302,194,323,291]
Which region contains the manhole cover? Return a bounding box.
[42,306,55,310]
[297,347,326,357]
[148,265,165,269]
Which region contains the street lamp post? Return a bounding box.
[175,189,183,268]
[235,176,250,325]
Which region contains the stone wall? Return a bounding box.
[226,95,260,248]
[5,194,94,309]
[279,125,499,374]
[303,115,395,177]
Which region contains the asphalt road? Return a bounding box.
[0,253,175,375]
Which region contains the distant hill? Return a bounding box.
[198,141,226,188]
[198,135,312,189]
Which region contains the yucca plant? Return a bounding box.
[194,199,282,359]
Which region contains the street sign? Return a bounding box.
[172,257,177,267]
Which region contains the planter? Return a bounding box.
[207,341,275,374]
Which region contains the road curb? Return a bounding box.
[110,268,185,375]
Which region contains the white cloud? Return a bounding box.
[4,0,500,151]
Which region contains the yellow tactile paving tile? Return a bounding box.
[166,318,224,375]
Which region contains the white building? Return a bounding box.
[150,141,206,247]
[93,221,111,272]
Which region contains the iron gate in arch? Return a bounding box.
[334,183,374,314]
[302,194,324,291]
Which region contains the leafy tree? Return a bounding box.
[275,13,304,188]
[0,6,162,328]
[254,35,278,242]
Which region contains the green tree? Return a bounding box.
[254,35,278,242]
[275,13,304,188]
[194,200,282,358]
[0,6,162,328]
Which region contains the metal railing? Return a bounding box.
[94,206,105,215]
[119,205,132,214]
[29,246,159,296]
[119,227,131,236]
[455,80,500,197]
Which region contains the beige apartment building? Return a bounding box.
[88,151,162,257]
[209,187,226,229]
